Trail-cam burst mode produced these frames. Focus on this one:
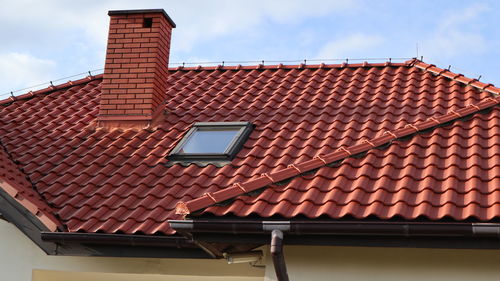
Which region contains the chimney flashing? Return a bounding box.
[108,9,176,28]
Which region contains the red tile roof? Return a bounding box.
[0,142,61,231]
[1,60,499,235]
[190,99,500,220]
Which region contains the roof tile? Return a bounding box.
[0,145,61,231]
[203,105,500,220]
[1,61,499,234]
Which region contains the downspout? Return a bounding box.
[271,229,289,281]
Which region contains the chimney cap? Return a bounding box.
[108,9,176,28]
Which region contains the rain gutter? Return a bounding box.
[168,220,500,237]
[41,232,195,247]
[40,232,212,258]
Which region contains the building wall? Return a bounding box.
[0,219,263,281]
[6,217,500,281]
[264,245,500,281]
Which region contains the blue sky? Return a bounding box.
[0,0,499,97]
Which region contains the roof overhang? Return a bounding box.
[0,185,211,258]
[0,186,211,258]
[0,187,57,254]
[39,232,211,258]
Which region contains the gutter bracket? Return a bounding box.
[263,221,291,232]
[472,223,500,237]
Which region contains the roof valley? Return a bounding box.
[0,137,62,231]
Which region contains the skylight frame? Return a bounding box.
[168,122,253,162]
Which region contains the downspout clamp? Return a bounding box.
[271,229,289,281]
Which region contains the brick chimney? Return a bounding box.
[98,9,176,130]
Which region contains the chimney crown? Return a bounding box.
[108,9,176,28]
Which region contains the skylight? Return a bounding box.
[168,122,253,162]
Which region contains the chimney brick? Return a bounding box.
[98,9,176,130]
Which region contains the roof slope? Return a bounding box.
[0,142,61,231]
[198,100,500,220]
[0,60,497,235]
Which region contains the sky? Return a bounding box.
[0,0,499,97]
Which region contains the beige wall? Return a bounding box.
[264,245,500,281]
[32,269,262,281]
[5,217,500,281]
[0,219,263,281]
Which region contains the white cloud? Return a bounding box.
[439,3,488,30]
[316,33,384,59]
[0,1,356,93]
[0,1,109,48]
[0,0,358,53]
[422,3,489,59]
[0,0,360,94]
[0,52,56,95]
[168,0,358,52]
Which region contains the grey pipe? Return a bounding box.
[271,229,289,281]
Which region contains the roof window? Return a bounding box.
[168,122,253,162]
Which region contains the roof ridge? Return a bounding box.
[0,74,103,106]
[413,60,500,96]
[167,61,412,72]
[6,59,497,108]
[176,96,500,216]
[0,143,62,231]
[0,61,406,107]
[5,59,499,107]
[0,61,403,107]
